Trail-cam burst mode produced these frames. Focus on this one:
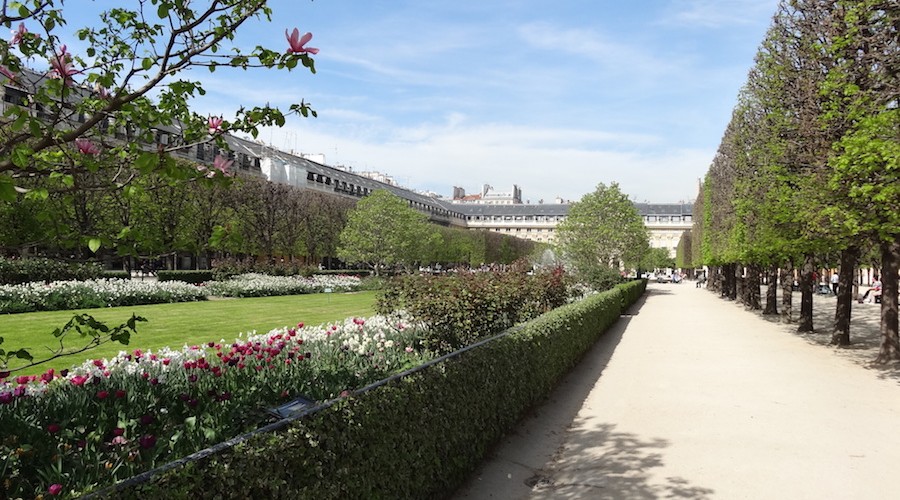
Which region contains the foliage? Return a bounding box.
[376,264,571,353]
[556,182,649,282]
[0,256,104,284]
[640,247,675,272]
[0,314,427,498]
[104,280,646,499]
[337,190,437,275]
[0,278,205,313]
[0,0,318,204]
[155,270,214,284]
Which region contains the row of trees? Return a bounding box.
[2,168,539,272]
[337,190,539,275]
[681,0,898,360]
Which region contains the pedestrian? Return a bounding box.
[860,276,881,303]
[831,272,839,295]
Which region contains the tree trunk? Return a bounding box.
[736,264,746,305]
[746,264,761,310]
[781,261,793,323]
[831,247,858,346]
[763,264,779,315]
[875,240,900,363]
[798,254,815,333]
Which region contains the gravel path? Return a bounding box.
[453,282,900,499]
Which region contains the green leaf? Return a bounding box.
[134,152,159,172]
[142,57,154,71]
[0,176,16,202]
[158,4,170,18]
[88,238,102,253]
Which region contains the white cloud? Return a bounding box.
[660,0,777,29]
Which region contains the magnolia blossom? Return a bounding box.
[74,138,100,155]
[0,65,16,81]
[212,155,233,176]
[10,23,27,45]
[49,44,79,84]
[207,115,223,135]
[285,28,319,55]
[94,82,110,99]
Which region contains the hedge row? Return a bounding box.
[155,270,214,284]
[107,279,646,499]
[0,257,105,285]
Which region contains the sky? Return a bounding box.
[65,0,780,204]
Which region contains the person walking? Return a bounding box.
[831,272,839,295]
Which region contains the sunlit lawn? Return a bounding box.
[1,291,377,375]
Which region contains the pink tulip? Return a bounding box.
[10,23,27,45]
[285,28,319,55]
[207,115,223,135]
[48,484,63,496]
[75,138,100,155]
[49,44,79,85]
[70,375,88,386]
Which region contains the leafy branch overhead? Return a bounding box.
[0,0,319,201]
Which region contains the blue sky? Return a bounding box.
[66,0,779,204]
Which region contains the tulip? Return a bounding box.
[96,390,109,400]
[285,28,319,55]
[47,423,61,434]
[139,434,157,449]
[48,484,63,496]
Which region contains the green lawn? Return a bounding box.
[1,291,377,375]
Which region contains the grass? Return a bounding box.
[1,291,377,375]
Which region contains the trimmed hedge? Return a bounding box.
[0,257,105,285]
[102,271,131,280]
[315,269,372,277]
[155,270,214,284]
[106,279,646,499]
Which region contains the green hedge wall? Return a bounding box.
[0,257,105,284]
[155,270,214,284]
[105,280,647,499]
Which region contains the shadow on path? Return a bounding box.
[531,422,714,500]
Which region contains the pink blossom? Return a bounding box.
[212,155,234,176]
[96,390,109,400]
[10,23,27,45]
[70,375,88,386]
[0,65,16,81]
[48,484,63,496]
[49,44,79,85]
[285,28,319,55]
[75,138,100,155]
[0,392,13,404]
[207,115,223,135]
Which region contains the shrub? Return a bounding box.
[156,270,214,284]
[376,266,571,354]
[0,257,105,284]
[210,257,315,280]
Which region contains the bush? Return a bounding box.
[0,257,105,285]
[315,269,372,277]
[102,271,131,280]
[156,270,214,284]
[107,280,646,499]
[210,257,315,280]
[376,266,571,353]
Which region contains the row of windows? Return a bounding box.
[466,215,565,222]
[645,215,692,223]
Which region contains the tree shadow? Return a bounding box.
[530,422,714,499]
[731,288,900,383]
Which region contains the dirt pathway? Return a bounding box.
[453,283,900,499]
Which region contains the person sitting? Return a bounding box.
[860,276,881,303]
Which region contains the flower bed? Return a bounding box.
[0,314,426,498]
[203,273,362,298]
[0,279,207,313]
